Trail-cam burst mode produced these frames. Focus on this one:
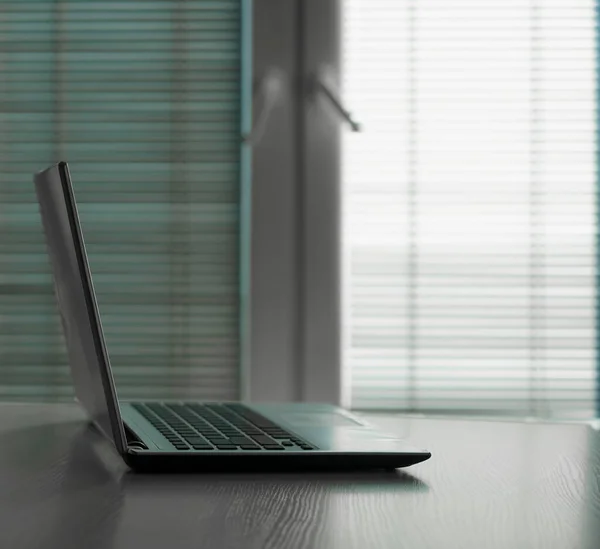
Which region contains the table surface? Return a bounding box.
[0,403,598,549]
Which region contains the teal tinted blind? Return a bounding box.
[342,0,598,417]
[0,0,243,401]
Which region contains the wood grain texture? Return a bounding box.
[0,404,598,549]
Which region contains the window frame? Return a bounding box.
[249,0,343,405]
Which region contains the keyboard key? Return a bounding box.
[227,436,253,445]
[183,436,209,446]
[250,435,277,446]
[192,444,214,450]
[263,445,284,450]
[240,444,260,450]
[215,444,237,450]
[206,437,229,444]
[281,440,294,447]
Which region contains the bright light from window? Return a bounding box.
[342,0,598,417]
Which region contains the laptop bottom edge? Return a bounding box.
[122,449,431,473]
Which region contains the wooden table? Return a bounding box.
[0,403,598,549]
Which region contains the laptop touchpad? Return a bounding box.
[281,411,366,427]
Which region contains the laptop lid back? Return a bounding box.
[34,162,127,454]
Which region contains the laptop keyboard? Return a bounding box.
[131,402,316,451]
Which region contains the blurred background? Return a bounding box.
[0,0,597,421]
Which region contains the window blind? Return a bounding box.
[0,0,244,401]
[342,0,598,417]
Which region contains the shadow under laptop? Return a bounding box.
[125,468,429,493]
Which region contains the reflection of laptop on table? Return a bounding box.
[34,162,431,472]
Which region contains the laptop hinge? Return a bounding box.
[123,423,148,450]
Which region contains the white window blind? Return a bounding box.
[342,0,598,417]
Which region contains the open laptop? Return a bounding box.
[33,161,431,472]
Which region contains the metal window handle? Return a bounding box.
[242,68,284,146]
[313,71,362,132]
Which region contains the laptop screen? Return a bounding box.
[34,163,127,452]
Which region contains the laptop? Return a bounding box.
[34,161,431,472]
